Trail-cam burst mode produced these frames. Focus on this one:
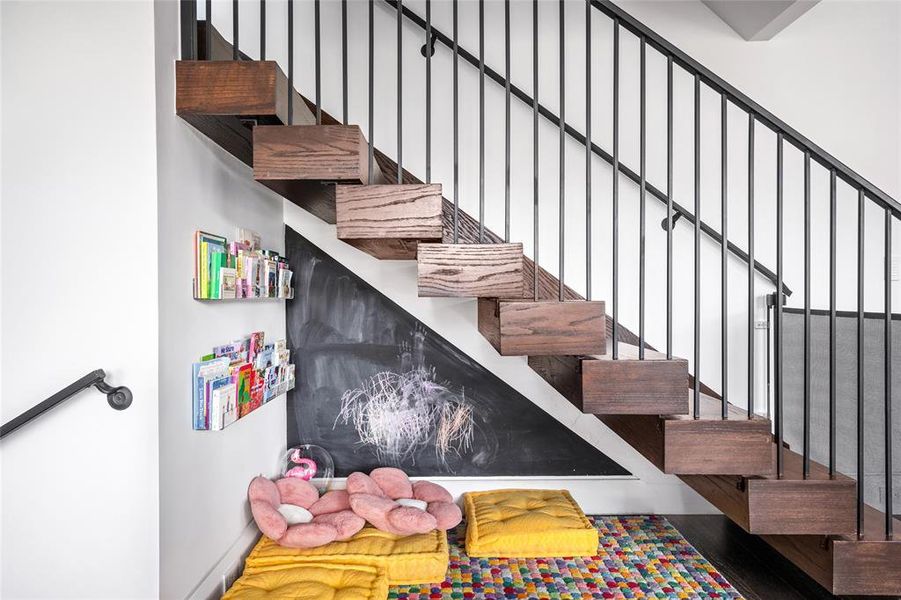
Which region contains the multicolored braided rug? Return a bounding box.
[389,516,743,600]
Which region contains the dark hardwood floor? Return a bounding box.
[665,515,897,600]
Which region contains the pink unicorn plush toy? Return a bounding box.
[248,476,365,548]
[346,467,462,536]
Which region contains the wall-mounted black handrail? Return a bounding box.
[391,0,792,297]
[0,370,132,440]
[592,0,901,220]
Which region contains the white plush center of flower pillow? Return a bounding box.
[278,504,314,525]
[396,498,428,511]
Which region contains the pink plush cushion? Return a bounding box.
[247,476,365,549]
[346,469,462,536]
[370,467,413,499]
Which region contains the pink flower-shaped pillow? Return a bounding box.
[248,476,365,548]
[346,467,462,536]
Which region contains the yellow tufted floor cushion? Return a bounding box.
[242,525,449,586]
[221,562,388,600]
[463,489,599,558]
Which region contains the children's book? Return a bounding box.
[219,267,237,299]
[248,331,264,366]
[235,363,252,411]
[236,227,261,251]
[192,357,230,429]
[246,370,265,416]
[195,232,226,299]
[208,375,234,430]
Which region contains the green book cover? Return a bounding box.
[210,252,224,299]
[200,241,209,299]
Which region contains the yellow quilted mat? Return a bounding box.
[221,562,388,600]
[243,526,449,586]
[463,489,599,558]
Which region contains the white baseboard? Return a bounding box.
[186,520,259,600]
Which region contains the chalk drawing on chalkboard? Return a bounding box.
[335,327,477,468]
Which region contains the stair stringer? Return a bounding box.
[283,200,716,515]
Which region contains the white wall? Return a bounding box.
[617,0,901,201]
[153,2,290,599]
[1,1,160,598]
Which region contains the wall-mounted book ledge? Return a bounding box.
[194,227,294,300]
[192,331,295,431]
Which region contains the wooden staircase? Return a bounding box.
[175,37,901,596]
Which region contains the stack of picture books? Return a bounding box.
[192,331,296,431]
[194,227,294,300]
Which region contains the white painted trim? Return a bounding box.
[186,520,260,600]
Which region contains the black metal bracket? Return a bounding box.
[420,32,437,58]
[0,370,132,440]
[766,291,786,308]
[660,211,683,232]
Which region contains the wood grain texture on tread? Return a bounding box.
[417,243,524,298]
[336,184,443,240]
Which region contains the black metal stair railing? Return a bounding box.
[0,370,132,440]
[178,0,897,541]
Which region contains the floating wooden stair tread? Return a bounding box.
[477,299,605,356]
[175,60,314,167]
[680,448,856,536]
[529,343,688,415]
[597,391,774,476]
[253,124,388,223]
[335,184,443,260]
[417,243,524,298]
[761,505,901,596]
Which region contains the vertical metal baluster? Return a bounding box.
[829,169,837,477]
[693,74,700,418]
[342,0,348,125]
[425,0,431,182]
[775,132,784,479]
[533,0,539,300]
[884,207,894,539]
[287,0,293,125]
[368,0,374,184]
[857,189,866,539]
[505,0,511,242]
[666,56,673,360]
[558,0,565,302]
[585,0,592,300]
[397,0,403,183]
[639,38,646,358]
[260,0,266,60]
[233,0,239,60]
[453,0,459,242]
[315,0,321,124]
[479,0,485,241]
[803,152,811,478]
[612,19,619,359]
[180,0,197,60]
[747,114,755,418]
[206,0,212,60]
[721,94,728,419]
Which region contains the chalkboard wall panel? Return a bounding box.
[285,227,629,478]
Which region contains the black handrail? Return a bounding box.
[592,0,901,220]
[393,0,792,297]
[0,370,132,440]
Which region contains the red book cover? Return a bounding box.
[247,370,265,415]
